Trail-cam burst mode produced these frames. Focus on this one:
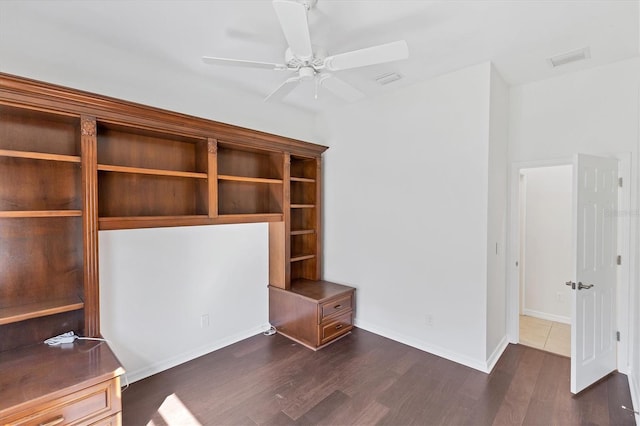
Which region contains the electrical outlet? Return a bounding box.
[425,314,434,328]
[200,314,210,328]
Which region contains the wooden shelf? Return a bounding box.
[218,175,283,184]
[291,204,316,209]
[98,164,207,179]
[290,176,316,183]
[0,149,81,163]
[0,210,82,218]
[290,254,316,263]
[216,213,283,223]
[0,298,84,326]
[99,215,210,230]
[291,229,316,236]
[98,213,284,230]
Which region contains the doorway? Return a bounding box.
[518,165,572,357]
[508,154,631,393]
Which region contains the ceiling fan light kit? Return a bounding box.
[202,0,409,103]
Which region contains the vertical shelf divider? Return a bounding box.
[283,153,291,287]
[81,116,100,337]
[208,138,218,218]
[269,152,291,289]
[314,156,322,281]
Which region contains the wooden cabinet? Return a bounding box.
[0,341,124,426]
[267,153,354,349]
[269,280,355,350]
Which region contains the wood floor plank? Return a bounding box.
[522,351,567,425]
[607,372,637,425]
[123,328,635,426]
[492,347,545,425]
[297,389,350,425]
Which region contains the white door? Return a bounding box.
[570,154,618,394]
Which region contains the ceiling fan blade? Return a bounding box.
[202,56,287,70]
[265,76,301,102]
[273,0,313,61]
[320,75,365,103]
[324,40,409,71]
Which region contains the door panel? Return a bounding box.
[571,154,617,394]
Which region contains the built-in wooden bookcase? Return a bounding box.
[97,122,210,226]
[289,155,320,282]
[0,105,85,352]
[0,72,343,422]
[217,142,284,218]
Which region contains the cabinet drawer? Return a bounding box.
[88,413,121,426]
[319,312,353,345]
[319,294,352,321]
[6,379,120,426]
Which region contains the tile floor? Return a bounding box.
[519,315,571,357]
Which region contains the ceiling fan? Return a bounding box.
[202,0,409,103]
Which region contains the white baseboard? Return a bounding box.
[628,368,640,424]
[486,336,509,373]
[123,324,270,384]
[354,318,501,373]
[523,308,571,324]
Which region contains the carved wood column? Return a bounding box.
[81,116,100,337]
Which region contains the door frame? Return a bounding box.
[506,153,632,374]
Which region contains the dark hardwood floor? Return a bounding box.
[123,328,636,425]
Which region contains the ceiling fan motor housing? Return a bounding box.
[285,46,326,70]
[299,66,315,80]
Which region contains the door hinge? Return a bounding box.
[616,331,620,341]
[618,177,623,187]
[617,255,622,265]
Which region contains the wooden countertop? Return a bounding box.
[287,279,355,302]
[0,340,124,417]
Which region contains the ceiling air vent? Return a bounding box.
[547,47,591,68]
[375,72,403,85]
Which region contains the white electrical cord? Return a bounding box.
[43,331,130,393]
[44,331,108,346]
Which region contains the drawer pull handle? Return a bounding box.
[334,304,342,309]
[40,416,65,426]
[336,324,343,330]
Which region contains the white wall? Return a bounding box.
[486,65,509,360]
[509,58,640,162]
[99,224,269,382]
[320,62,502,371]
[521,166,572,323]
[509,57,639,401]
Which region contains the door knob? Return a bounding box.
[578,282,594,290]
[565,281,576,289]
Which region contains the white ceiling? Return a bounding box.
[0,0,638,115]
